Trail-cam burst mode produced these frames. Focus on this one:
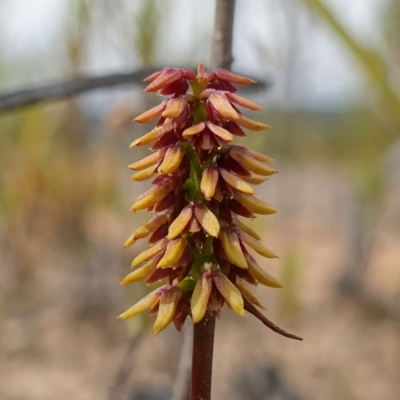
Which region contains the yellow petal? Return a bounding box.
[238,231,279,259]
[237,281,266,308]
[130,181,175,211]
[249,150,274,163]
[124,214,169,248]
[194,204,220,237]
[123,233,137,248]
[219,168,255,194]
[157,238,188,268]
[117,288,161,319]
[237,115,270,131]
[158,145,185,174]
[209,92,239,120]
[200,168,219,199]
[214,69,256,85]
[233,191,277,215]
[207,123,233,142]
[167,206,193,239]
[128,149,166,171]
[229,146,277,176]
[134,101,166,123]
[226,93,263,110]
[232,217,261,240]
[219,229,247,269]
[153,287,182,335]
[144,68,182,92]
[131,165,157,181]
[182,122,205,138]
[191,272,213,323]
[130,122,176,147]
[162,98,186,118]
[212,272,245,316]
[239,174,267,185]
[121,256,160,285]
[213,183,224,202]
[246,255,283,288]
[131,239,167,268]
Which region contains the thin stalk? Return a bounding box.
[190,311,216,400]
[190,2,236,400]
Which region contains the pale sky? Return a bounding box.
[0,0,392,110]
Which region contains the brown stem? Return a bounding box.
[211,0,236,70]
[190,312,216,400]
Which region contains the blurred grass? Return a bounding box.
[278,247,303,320]
[301,0,400,129]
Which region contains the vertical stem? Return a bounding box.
[190,312,216,400]
[211,0,236,70]
[190,2,236,399]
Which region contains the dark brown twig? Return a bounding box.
[244,299,303,341]
[190,312,216,400]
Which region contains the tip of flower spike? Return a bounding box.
[143,68,182,93]
[215,69,257,85]
[197,61,205,77]
[143,70,162,82]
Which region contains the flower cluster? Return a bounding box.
[118,63,283,335]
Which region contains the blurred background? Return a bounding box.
[1,0,400,399]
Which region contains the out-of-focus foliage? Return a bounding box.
[133,0,161,65]
[301,0,400,128]
[1,1,400,400]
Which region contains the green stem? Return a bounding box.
[182,141,202,201]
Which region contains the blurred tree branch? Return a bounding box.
[0,70,152,113]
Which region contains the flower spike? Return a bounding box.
[119,62,300,341]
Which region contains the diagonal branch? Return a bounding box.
[0,70,154,113]
[244,299,303,341]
